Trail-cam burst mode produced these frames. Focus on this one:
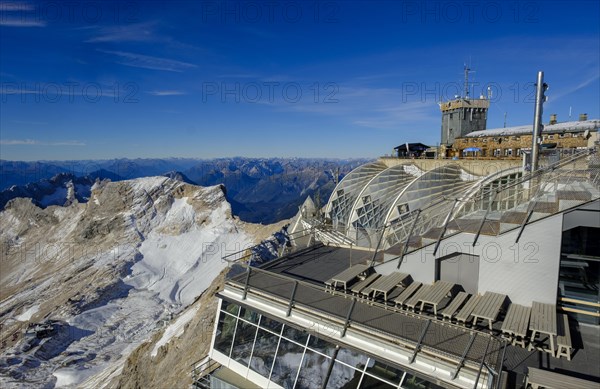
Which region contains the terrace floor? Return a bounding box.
[238,243,600,388]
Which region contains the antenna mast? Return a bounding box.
[463,64,470,99]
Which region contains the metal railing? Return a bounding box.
[384,146,599,254]
[221,226,314,265]
[302,147,598,261]
[223,260,504,377]
[191,357,220,388]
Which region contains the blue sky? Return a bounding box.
[1,0,599,160]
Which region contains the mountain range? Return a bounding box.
[0,158,368,223]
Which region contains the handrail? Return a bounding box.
[223,261,503,371]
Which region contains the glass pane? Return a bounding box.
[221,300,240,316]
[308,335,336,357]
[360,374,396,389]
[259,315,283,333]
[336,347,368,371]
[231,320,257,367]
[365,359,405,385]
[401,373,444,389]
[239,306,260,324]
[214,310,237,356]
[270,338,304,389]
[282,324,309,345]
[250,328,279,378]
[295,347,330,389]
[326,360,362,389]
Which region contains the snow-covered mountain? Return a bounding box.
[0,177,283,388]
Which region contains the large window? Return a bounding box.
[559,227,600,324]
[213,310,236,356]
[213,301,445,388]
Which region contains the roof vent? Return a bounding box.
[579,113,588,121]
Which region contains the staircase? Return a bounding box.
[402,147,599,250]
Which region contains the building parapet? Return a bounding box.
[440,98,490,112]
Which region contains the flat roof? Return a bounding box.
[225,243,600,386]
[259,243,381,284]
[226,245,503,370]
[462,119,599,138]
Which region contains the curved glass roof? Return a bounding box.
[325,161,387,230]
[383,164,480,248]
[348,164,422,232]
[384,164,478,225]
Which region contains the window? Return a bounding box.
[250,328,279,376]
[482,138,488,143]
[270,337,304,389]
[559,133,566,138]
[516,148,522,156]
[214,310,237,356]
[504,149,513,157]
[213,304,447,389]
[548,134,554,139]
[231,320,258,367]
[494,149,501,157]
[559,227,600,325]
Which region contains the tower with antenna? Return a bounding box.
[439,64,490,149]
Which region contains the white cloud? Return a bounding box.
[0,2,34,12]
[0,16,45,27]
[85,22,157,43]
[1,139,85,146]
[99,50,197,72]
[0,2,45,27]
[146,90,186,96]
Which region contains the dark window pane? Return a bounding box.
[239,306,260,324]
[221,300,240,316]
[402,373,445,389]
[231,320,257,367]
[295,347,330,389]
[250,328,279,378]
[270,338,304,389]
[360,374,396,389]
[308,335,336,357]
[282,324,309,345]
[326,360,362,389]
[364,359,405,384]
[259,315,283,333]
[214,311,237,356]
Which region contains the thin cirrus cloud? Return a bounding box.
[145,90,186,96]
[0,2,34,11]
[98,50,197,72]
[85,22,158,43]
[1,139,86,146]
[0,1,46,27]
[0,17,45,27]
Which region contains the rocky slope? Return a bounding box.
[0,176,284,388]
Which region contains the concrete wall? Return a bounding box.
[378,213,564,305]
[441,107,488,145]
[379,157,521,176]
[563,199,600,230]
